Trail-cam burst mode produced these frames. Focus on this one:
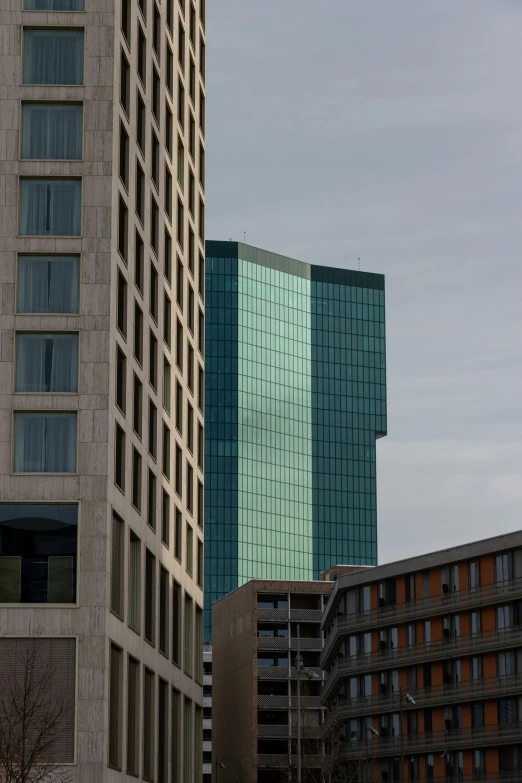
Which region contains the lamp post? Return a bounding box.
[215,759,225,782]
[399,689,416,783]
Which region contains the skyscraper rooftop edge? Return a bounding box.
[206,239,385,290]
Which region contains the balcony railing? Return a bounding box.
[257,695,323,709]
[321,626,522,702]
[338,722,522,760]
[257,725,322,739]
[290,608,323,622]
[257,754,323,768]
[322,577,522,665]
[258,608,288,622]
[257,636,322,651]
[258,666,323,680]
[322,671,522,726]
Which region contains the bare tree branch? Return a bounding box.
[0,630,73,783]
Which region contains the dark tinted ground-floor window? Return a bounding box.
[0,503,77,603]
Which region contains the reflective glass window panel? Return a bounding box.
[23,29,84,85]
[0,503,77,603]
[20,179,81,236]
[24,0,84,7]
[13,412,77,473]
[16,333,78,392]
[17,255,80,314]
[22,104,82,160]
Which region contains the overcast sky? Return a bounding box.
[206,0,522,564]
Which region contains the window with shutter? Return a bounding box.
[145,550,155,644]
[127,656,140,775]
[111,513,124,618]
[143,668,154,781]
[109,644,123,769]
[158,679,168,783]
[172,579,181,666]
[128,532,141,633]
[159,566,169,656]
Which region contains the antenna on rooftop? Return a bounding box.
[244,231,246,243]
[358,257,361,271]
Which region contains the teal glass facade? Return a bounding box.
[205,242,386,634]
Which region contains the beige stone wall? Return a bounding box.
[0,0,205,780]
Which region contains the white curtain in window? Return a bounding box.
[24,0,84,8]
[17,255,80,314]
[14,412,77,473]
[16,333,78,393]
[19,179,81,236]
[23,29,84,85]
[22,104,82,160]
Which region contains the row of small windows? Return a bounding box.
[110,513,203,659]
[108,644,202,781]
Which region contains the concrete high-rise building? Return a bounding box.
[204,241,387,634]
[0,1,205,782]
[321,530,522,782]
[212,578,336,783]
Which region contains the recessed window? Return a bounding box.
[133,374,143,436]
[197,423,203,468]
[118,197,128,262]
[187,402,193,452]
[187,342,194,392]
[148,470,157,530]
[152,67,160,122]
[189,56,195,104]
[166,43,173,95]
[150,263,158,322]
[161,491,170,546]
[111,513,124,617]
[166,0,173,32]
[175,381,182,433]
[189,113,195,159]
[153,3,161,57]
[134,303,143,365]
[138,0,146,21]
[121,52,130,114]
[0,503,78,604]
[188,227,195,275]
[165,167,173,220]
[175,445,182,497]
[177,78,185,129]
[172,579,181,665]
[174,510,182,563]
[151,198,159,257]
[186,523,193,576]
[176,258,183,309]
[197,480,203,529]
[188,285,194,333]
[117,272,127,336]
[199,198,204,241]
[198,308,204,354]
[159,569,169,656]
[121,0,130,42]
[188,170,195,216]
[163,294,171,346]
[199,142,205,189]
[164,228,172,282]
[151,132,160,188]
[177,199,184,249]
[23,29,84,85]
[15,333,79,394]
[136,162,145,223]
[119,123,129,186]
[176,319,183,370]
[197,540,203,587]
[138,25,146,85]
[149,331,158,389]
[199,34,205,78]
[128,533,141,633]
[135,231,144,294]
[162,423,171,480]
[145,550,156,645]
[17,255,79,314]
[186,462,193,514]
[20,178,81,237]
[127,655,140,773]
[148,400,157,459]
[198,365,204,411]
[13,412,77,473]
[200,0,205,26]
[199,91,205,134]
[132,448,142,511]
[22,103,82,160]
[163,357,171,414]
[137,92,146,152]
[115,424,125,489]
[165,103,173,158]
[143,668,155,781]
[178,21,185,71]
[198,253,204,302]
[189,2,195,43]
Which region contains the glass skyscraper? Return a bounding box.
[205,241,386,633]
